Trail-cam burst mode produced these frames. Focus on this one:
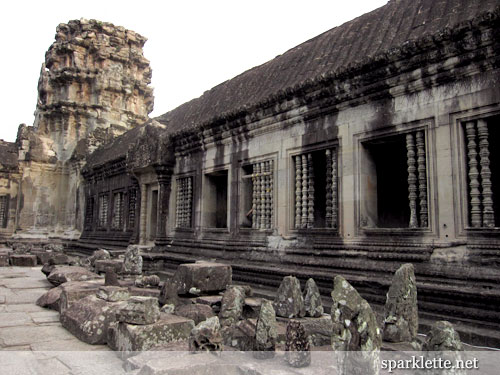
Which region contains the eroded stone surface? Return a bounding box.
[331,276,381,375]
[122,246,143,275]
[36,285,63,311]
[95,259,123,275]
[116,296,160,325]
[134,274,160,288]
[189,316,223,352]
[219,286,246,327]
[254,299,277,359]
[273,276,305,319]
[60,294,125,344]
[59,279,104,314]
[174,303,214,325]
[383,263,418,343]
[108,313,195,355]
[9,254,37,267]
[96,286,130,302]
[285,320,311,368]
[172,261,232,295]
[423,321,464,375]
[47,266,101,287]
[304,278,324,318]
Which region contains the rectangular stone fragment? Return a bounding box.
[108,313,195,355]
[9,254,37,267]
[293,315,333,346]
[59,280,104,314]
[94,259,124,274]
[116,296,160,325]
[173,261,232,294]
[30,250,51,265]
[97,286,130,302]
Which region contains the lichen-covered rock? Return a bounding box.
[159,280,180,306]
[331,276,381,375]
[383,263,418,343]
[47,265,101,286]
[273,276,305,318]
[116,296,160,325]
[189,316,223,352]
[285,320,311,368]
[122,245,143,275]
[95,259,123,274]
[304,278,324,318]
[134,274,160,288]
[174,303,214,325]
[96,286,130,302]
[44,243,64,252]
[11,243,32,254]
[423,321,463,351]
[254,299,277,359]
[59,280,105,314]
[297,315,333,346]
[219,286,246,327]
[60,294,126,344]
[172,261,232,294]
[108,313,195,357]
[423,321,464,375]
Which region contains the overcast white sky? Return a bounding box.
[0,0,387,142]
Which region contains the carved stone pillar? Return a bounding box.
[139,183,147,244]
[254,163,261,229]
[478,120,494,227]
[156,172,172,245]
[466,122,482,227]
[301,155,308,228]
[415,131,428,227]
[260,162,266,229]
[295,155,302,229]
[268,160,274,229]
[307,153,314,228]
[406,133,418,228]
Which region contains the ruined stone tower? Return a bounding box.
[14,19,153,239]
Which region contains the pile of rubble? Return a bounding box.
[3,243,468,373]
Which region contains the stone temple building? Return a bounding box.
[1,0,499,340]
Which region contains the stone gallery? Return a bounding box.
[1,0,500,359]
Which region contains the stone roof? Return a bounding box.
[0,140,19,171]
[156,0,499,134]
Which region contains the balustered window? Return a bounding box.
[241,160,274,229]
[98,194,109,229]
[84,197,94,231]
[176,176,193,228]
[0,195,8,228]
[463,116,499,228]
[111,192,124,230]
[361,130,428,229]
[293,148,338,229]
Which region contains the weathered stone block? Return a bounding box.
[47,253,69,265]
[47,265,101,286]
[96,286,130,302]
[175,303,214,325]
[304,278,324,317]
[189,316,223,352]
[273,275,305,318]
[172,261,232,294]
[128,286,161,298]
[285,320,311,368]
[61,294,126,344]
[9,254,37,267]
[219,286,246,327]
[31,250,51,265]
[59,279,104,314]
[254,299,277,358]
[122,245,142,275]
[94,259,123,274]
[383,263,418,343]
[107,313,195,354]
[116,296,160,325]
[36,285,63,311]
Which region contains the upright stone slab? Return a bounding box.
[61,294,126,344]
[122,245,143,275]
[254,299,277,359]
[304,278,324,318]
[116,296,160,325]
[383,263,418,342]
[105,267,121,286]
[189,316,223,352]
[331,276,381,375]
[219,286,245,327]
[285,320,311,368]
[159,280,180,306]
[273,276,305,318]
[172,261,232,294]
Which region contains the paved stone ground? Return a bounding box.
[0,266,127,374]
